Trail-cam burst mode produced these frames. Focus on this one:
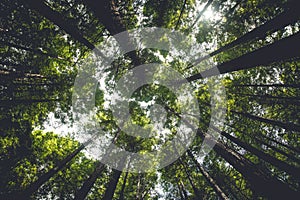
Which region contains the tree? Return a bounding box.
[1,0,299,199]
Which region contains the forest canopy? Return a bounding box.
[0,0,299,199]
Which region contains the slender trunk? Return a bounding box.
[102,169,122,200]
[0,98,60,105]
[214,174,244,200]
[25,0,95,50]
[231,92,300,101]
[232,93,300,106]
[118,171,128,200]
[254,137,300,163]
[208,1,299,57]
[178,180,189,199]
[179,159,201,199]
[176,183,185,200]
[74,130,122,200]
[187,150,229,200]
[199,130,298,199]
[74,162,105,200]
[190,0,300,68]
[156,0,170,27]
[232,83,300,88]
[8,140,91,199]
[260,133,300,154]
[136,173,141,200]
[231,110,300,132]
[83,0,141,66]
[186,31,300,81]
[170,107,299,199]
[213,126,300,179]
[175,0,188,29]
[0,61,38,73]
[227,123,300,163]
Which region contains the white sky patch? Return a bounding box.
[37,112,77,137]
[202,6,222,21]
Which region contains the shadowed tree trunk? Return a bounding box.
[6,139,93,199]
[190,0,300,66]
[169,105,298,199]
[0,40,63,60]
[210,125,300,179]
[186,31,300,81]
[25,0,96,50]
[179,158,202,199]
[74,162,105,200]
[102,169,122,200]
[199,130,298,199]
[232,83,300,88]
[118,171,128,200]
[187,150,229,200]
[231,110,300,132]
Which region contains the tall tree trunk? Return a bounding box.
[118,171,128,200]
[187,150,229,200]
[25,0,96,50]
[176,182,186,200]
[259,133,300,154]
[178,179,189,199]
[74,162,105,200]
[136,173,141,200]
[209,0,299,56]
[192,0,299,66]
[155,0,170,27]
[227,123,300,163]
[231,110,300,132]
[74,130,122,200]
[199,130,298,199]
[231,92,300,102]
[0,98,60,106]
[232,83,300,88]
[7,139,92,199]
[212,125,300,179]
[83,0,141,66]
[102,169,122,200]
[170,107,299,199]
[186,31,300,81]
[175,0,188,29]
[179,158,202,199]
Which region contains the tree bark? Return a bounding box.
[187,150,229,200]
[232,83,300,88]
[102,169,122,200]
[179,158,202,199]
[231,110,300,132]
[74,162,105,200]
[194,0,300,66]
[175,0,188,29]
[118,171,128,200]
[25,0,96,50]
[74,129,122,200]
[199,130,298,199]
[186,31,300,81]
[211,125,300,179]
[7,139,92,199]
